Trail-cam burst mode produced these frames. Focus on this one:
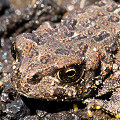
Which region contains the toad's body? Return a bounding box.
[11,0,120,117]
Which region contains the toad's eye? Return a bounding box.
[56,64,85,83]
[11,43,18,60]
[11,43,17,60]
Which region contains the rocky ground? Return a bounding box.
[0,0,119,119]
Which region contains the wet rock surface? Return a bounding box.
[0,0,120,120]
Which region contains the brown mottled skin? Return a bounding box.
[11,0,120,117]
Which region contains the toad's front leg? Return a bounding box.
[84,71,120,118]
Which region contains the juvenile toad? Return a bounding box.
[11,0,120,118]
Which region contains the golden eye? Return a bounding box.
[11,43,20,61]
[56,64,85,83]
[11,43,17,60]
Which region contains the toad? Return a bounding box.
[11,0,120,118]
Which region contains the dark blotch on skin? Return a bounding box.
[82,22,90,27]
[93,31,110,41]
[94,1,105,7]
[55,49,69,55]
[109,16,119,22]
[76,8,85,14]
[118,11,120,16]
[105,42,118,53]
[24,33,34,40]
[102,57,113,64]
[46,28,58,35]
[72,34,87,41]
[107,5,119,12]
[67,19,77,30]
[65,31,74,37]
[97,11,104,16]
[24,33,46,45]
[63,18,77,30]
[88,30,93,35]
[40,55,50,64]
[76,42,88,56]
[76,51,85,57]
[32,33,47,45]
[94,25,100,29]
[89,16,97,21]
[35,51,39,56]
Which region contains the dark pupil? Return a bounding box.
[65,70,75,77]
[58,64,84,83]
[33,74,39,80]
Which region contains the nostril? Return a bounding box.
[27,72,42,84]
